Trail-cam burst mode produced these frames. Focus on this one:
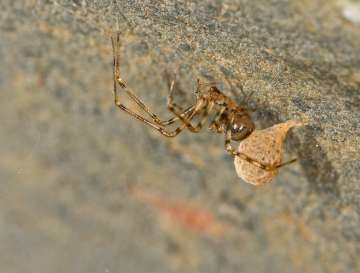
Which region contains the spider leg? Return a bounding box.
[195,78,216,100]
[166,59,184,112]
[224,120,236,154]
[249,101,266,115]
[157,105,195,126]
[167,96,216,133]
[234,153,312,171]
[237,88,265,115]
[189,101,215,132]
[223,123,311,170]
[167,66,216,132]
[167,62,215,109]
[266,155,312,170]
[112,23,196,137]
[167,62,214,113]
[239,91,254,105]
[209,105,226,131]
[166,59,183,111]
[112,20,193,128]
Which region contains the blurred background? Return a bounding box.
[0,0,359,272]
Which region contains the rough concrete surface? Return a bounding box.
[0,0,359,272]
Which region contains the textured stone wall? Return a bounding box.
[0,0,359,272]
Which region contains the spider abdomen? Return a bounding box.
[231,110,255,141]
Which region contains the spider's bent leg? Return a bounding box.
[167,73,215,133]
[195,79,216,100]
[188,100,215,133]
[113,82,190,137]
[209,105,226,131]
[224,124,237,154]
[156,105,195,126]
[164,60,216,131]
[168,96,215,133]
[112,25,186,127]
[224,125,270,169]
[112,35,190,137]
[167,63,215,108]
[166,59,184,112]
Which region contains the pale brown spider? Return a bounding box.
[112,20,309,172]
[50,1,310,175]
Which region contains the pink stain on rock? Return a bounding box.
[128,186,227,236]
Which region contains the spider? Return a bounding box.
[111,20,310,172]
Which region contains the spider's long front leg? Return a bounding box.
[112,27,192,137]
[112,21,193,127]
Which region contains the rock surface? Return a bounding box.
[0,0,359,272]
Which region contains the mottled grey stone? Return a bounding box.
[0,0,359,272]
